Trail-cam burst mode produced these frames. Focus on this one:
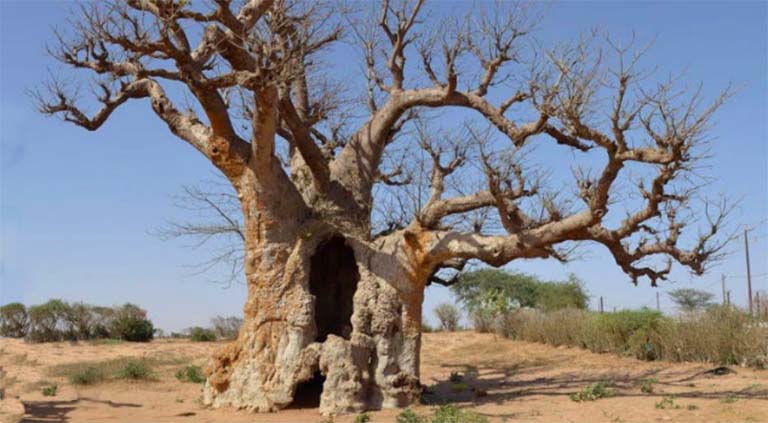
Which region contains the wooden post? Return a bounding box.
[745,230,754,315]
[656,291,660,312]
[599,296,604,314]
[721,274,727,306]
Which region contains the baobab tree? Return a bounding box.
[37,0,734,415]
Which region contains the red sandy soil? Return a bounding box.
[2,331,766,422]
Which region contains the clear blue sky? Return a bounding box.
[1,1,766,331]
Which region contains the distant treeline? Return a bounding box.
[0,300,154,342]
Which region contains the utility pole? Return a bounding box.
[656,291,660,312]
[721,274,727,306]
[745,229,754,315]
[727,290,731,307]
[599,296,604,314]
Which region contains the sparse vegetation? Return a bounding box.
[720,394,737,404]
[570,381,614,402]
[434,304,461,332]
[175,365,206,384]
[430,404,489,423]
[474,303,768,368]
[397,409,427,423]
[640,379,656,394]
[41,384,58,397]
[69,367,105,385]
[354,412,371,423]
[116,360,153,380]
[655,396,681,409]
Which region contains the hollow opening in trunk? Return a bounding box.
[309,235,359,343]
[289,371,325,409]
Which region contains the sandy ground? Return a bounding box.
[1,332,766,423]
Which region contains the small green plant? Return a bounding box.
[355,412,371,423]
[430,404,489,423]
[397,409,427,423]
[720,394,737,404]
[175,365,206,384]
[41,384,58,397]
[686,404,699,410]
[116,360,152,380]
[655,396,680,409]
[640,378,656,394]
[69,367,104,385]
[569,381,614,402]
[175,397,184,403]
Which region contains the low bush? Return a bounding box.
[480,305,768,369]
[189,327,217,342]
[175,365,206,384]
[430,404,489,423]
[116,360,153,380]
[69,367,105,385]
[569,381,614,402]
[41,384,58,397]
[396,409,427,423]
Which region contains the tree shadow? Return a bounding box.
[420,361,768,412]
[21,397,141,422]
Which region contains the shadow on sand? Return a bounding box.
[21,397,141,423]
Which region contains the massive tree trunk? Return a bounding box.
[202,172,425,415]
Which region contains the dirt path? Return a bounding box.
[1,332,766,422]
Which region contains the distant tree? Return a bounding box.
[27,299,69,342]
[62,302,95,340]
[453,269,588,314]
[452,269,539,313]
[109,303,154,342]
[668,288,714,312]
[536,275,590,311]
[0,303,29,338]
[434,303,461,332]
[211,316,243,340]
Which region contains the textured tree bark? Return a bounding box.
[202,182,424,415]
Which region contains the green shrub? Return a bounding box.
[430,405,488,423]
[569,381,614,402]
[354,413,371,423]
[42,384,58,397]
[116,360,153,380]
[640,379,656,394]
[110,304,154,342]
[655,396,680,409]
[434,304,460,332]
[189,327,217,342]
[69,367,105,385]
[175,365,206,383]
[397,409,427,423]
[0,303,29,338]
